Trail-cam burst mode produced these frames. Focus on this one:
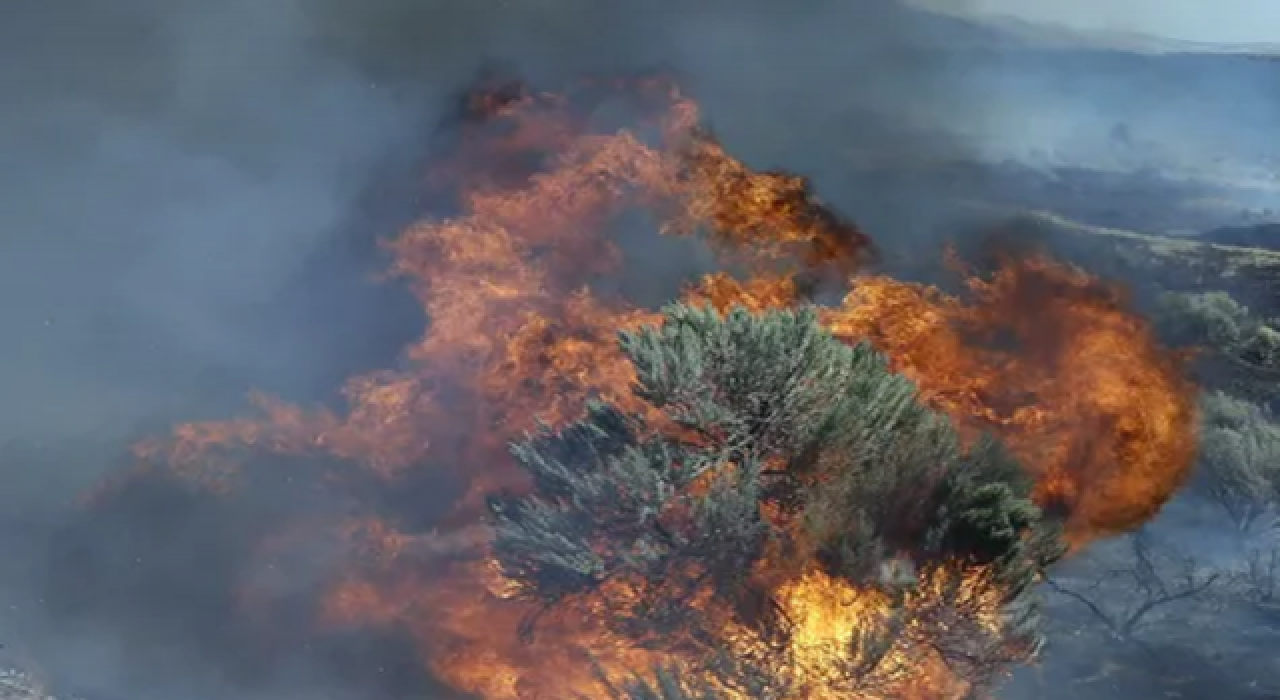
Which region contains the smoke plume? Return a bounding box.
[0,1,1251,699]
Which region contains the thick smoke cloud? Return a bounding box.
[0,2,999,698]
[0,0,988,505]
[0,1,1274,699]
[0,1,412,451]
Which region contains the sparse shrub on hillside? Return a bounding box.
[1156,291,1280,401]
[1239,325,1280,369]
[1196,392,1280,532]
[1157,291,1253,348]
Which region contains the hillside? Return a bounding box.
[910,1,1280,56]
[788,2,1280,307]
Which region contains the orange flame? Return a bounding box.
[826,255,1198,543]
[109,73,1196,699]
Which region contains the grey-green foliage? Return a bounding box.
[612,669,726,700]
[1156,291,1280,401]
[1157,291,1252,348]
[603,657,792,700]
[1240,325,1280,369]
[1197,391,1280,531]
[490,303,1063,673]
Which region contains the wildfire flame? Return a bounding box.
[110,73,1196,699]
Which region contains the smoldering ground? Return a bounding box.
[0,1,1275,699]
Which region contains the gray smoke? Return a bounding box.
[0,0,993,502]
[0,1,1276,699]
[0,2,994,698]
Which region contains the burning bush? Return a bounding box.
[491,303,1064,698]
[65,72,1198,700]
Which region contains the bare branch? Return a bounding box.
[1228,546,1280,605]
[1045,532,1221,642]
[1043,576,1122,638]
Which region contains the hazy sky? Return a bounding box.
[940,0,1280,43]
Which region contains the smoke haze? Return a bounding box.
[0,3,993,697]
[930,0,1280,44]
[0,0,1004,507]
[0,1,1275,698]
